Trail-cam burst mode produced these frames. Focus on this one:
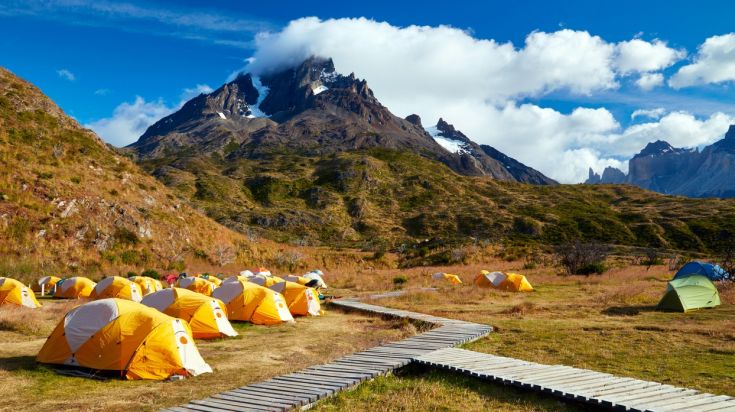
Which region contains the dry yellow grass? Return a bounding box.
[324,260,735,398]
[0,300,413,412]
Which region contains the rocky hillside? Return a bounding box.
[131,57,552,181]
[425,118,556,185]
[586,128,735,198]
[0,67,246,275]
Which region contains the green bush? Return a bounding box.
[126,271,137,278]
[393,275,408,287]
[120,250,140,265]
[576,262,607,275]
[114,228,140,246]
[141,269,160,279]
[70,176,81,184]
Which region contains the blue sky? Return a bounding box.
[2,1,735,182]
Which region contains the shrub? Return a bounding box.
[641,247,663,267]
[141,269,160,279]
[114,227,140,246]
[70,176,81,184]
[126,271,137,278]
[120,250,140,265]
[393,275,408,287]
[555,240,610,276]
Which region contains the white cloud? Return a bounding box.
[670,33,735,88]
[86,97,173,147]
[615,39,684,74]
[247,18,620,103]
[88,83,213,147]
[635,72,664,90]
[94,88,111,96]
[56,68,76,81]
[631,108,666,120]
[589,111,735,158]
[242,17,720,182]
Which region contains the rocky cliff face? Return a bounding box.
[130,57,554,182]
[585,127,735,198]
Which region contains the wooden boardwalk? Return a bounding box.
[415,348,735,412]
[166,294,734,412]
[164,297,492,412]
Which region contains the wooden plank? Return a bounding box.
[194,397,276,412]
[212,392,294,409]
[658,395,733,411]
[186,400,269,412]
[686,399,735,412]
[231,387,310,405]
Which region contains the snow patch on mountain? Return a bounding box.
[247,76,269,118]
[312,84,328,95]
[426,125,469,154]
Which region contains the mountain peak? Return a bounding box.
[726,124,735,140]
[633,140,687,159]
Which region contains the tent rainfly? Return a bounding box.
[36,298,211,379]
[658,275,721,312]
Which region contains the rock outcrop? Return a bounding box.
[586,126,735,198]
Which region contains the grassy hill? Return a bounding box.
[0,67,251,278]
[137,145,735,255]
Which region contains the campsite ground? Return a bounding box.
[0,301,413,411]
[0,256,733,411]
[315,259,735,410]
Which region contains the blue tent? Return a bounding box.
[674,262,730,281]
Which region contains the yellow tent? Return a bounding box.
[91,276,143,302]
[212,280,294,325]
[37,298,211,380]
[32,275,61,293]
[129,276,163,296]
[141,288,237,339]
[0,277,41,308]
[177,277,215,296]
[199,274,222,286]
[268,281,321,316]
[431,272,463,285]
[223,275,250,284]
[54,277,96,299]
[248,275,285,288]
[474,271,533,292]
[283,275,310,286]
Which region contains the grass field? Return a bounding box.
[326,259,735,400]
[1,257,733,412]
[0,299,413,412]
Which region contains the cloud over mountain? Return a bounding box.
[242,17,720,182]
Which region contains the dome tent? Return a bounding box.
[474,271,533,292]
[267,281,321,317]
[0,277,41,308]
[674,262,730,282]
[90,276,143,302]
[177,277,216,296]
[303,271,328,289]
[142,288,237,339]
[36,298,211,380]
[129,276,163,296]
[199,274,222,286]
[212,280,294,325]
[248,275,285,288]
[658,275,721,312]
[54,277,96,299]
[32,275,61,293]
[431,272,462,285]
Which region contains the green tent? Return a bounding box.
[657,275,721,312]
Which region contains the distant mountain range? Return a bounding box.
[586,125,735,198]
[120,57,735,250]
[131,57,554,185]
